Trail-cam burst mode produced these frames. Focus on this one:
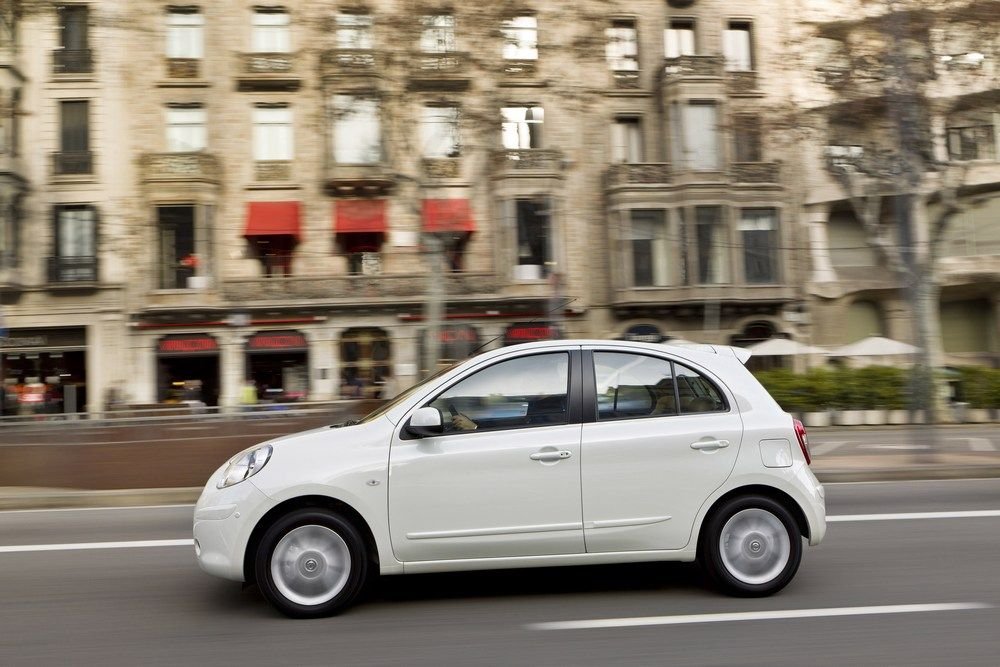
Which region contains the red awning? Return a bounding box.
[422,199,475,233]
[335,199,387,234]
[245,201,302,239]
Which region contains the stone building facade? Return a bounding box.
[0,0,996,415]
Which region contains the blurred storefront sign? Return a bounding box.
[503,322,560,345]
[418,324,481,372]
[157,334,219,355]
[246,330,309,401]
[247,330,308,352]
[156,334,220,405]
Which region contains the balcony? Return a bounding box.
[140,152,221,184]
[236,52,301,91]
[408,52,471,91]
[221,272,498,303]
[166,58,200,79]
[324,164,395,195]
[611,69,641,89]
[320,49,382,80]
[731,162,781,184]
[254,160,292,183]
[613,283,796,308]
[605,163,672,190]
[421,158,461,180]
[491,149,565,179]
[52,49,93,75]
[52,151,93,177]
[727,70,759,95]
[46,255,97,285]
[502,59,538,78]
[662,55,724,82]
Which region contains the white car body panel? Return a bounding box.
[193,339,826,585]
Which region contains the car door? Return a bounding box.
[388,349,584,563]
[580,348,743,552]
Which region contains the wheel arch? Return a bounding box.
[243,494,380,584]
[696,484,811,555]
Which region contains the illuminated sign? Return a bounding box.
[247,331,308,351]
[157,335,219,354]
[504,323,559,345]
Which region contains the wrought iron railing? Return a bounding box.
[52,151,93,176]
[53,48,93,74]
[46,255,97,283]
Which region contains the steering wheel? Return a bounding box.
[443,399,460,419]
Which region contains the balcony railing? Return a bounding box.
[605,163,672,188]
[255,160,292,182]
[422,158,460,179]
[166,58,200,78]
[662,55,724,80]
[612,69,641,89]
[237,52,300,91]
[47,255,97,283]
[52,49,93,74]
[491,149,564,175]
[503,59,538,77]
[325,163,395,194]
[731,162,781,184]
[409,52,471,90]
[140,152,221,183]
[222,272,498,302]
[727,70,758,94]
[320,49,380,78]
[52,151,93,176]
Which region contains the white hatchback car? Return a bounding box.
[194,340,826,617]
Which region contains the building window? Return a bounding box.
[251,236,295,277]
[0,200,18,268]
[723,21,753,72]
[514,198,551,280]
[421,105,460,158]
[606,19,638,71]
[664,19,695,58]
[502,15,537,60]
[253,107,293,161]
[420,15,455,53]
[54,5,91,74]
[695,206,728,284]
[501,106,543,149]
[166,106,206,152]
[332,95,381,164]
[611,117,643,163]
[947,124,996,161]
[53,205,96,282]
[335,13,373,50]
[673,101,720,171]
[740,208,779,284]
[157,205,197,289]
[339,328,391,399]
[166,9,203,59]
[252,8,290,53]
[630,209,669,287]
[733,114,762,162]
[56,100,91,175]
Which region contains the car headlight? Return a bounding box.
[217,445,272,489]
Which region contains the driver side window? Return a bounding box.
[428,353,570,432]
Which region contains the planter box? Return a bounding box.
[834,410,866,426]
[863,409,887,425]
[801,411,831,428]
[886,409,911,425]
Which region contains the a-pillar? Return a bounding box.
[805,203,836,284]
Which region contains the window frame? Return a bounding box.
[723,20,754,72]
[166,8,204,60]
[420,14,456,54]
[664,18,696,59]
[739,207,780,284]
[501,105,543,150]
[420,104,461,158]
[331,93,382,165]
[251,8,291,54]
[166,105,207,153]
[253,105,293,161]
[501,15,538,61]
[605,18,639,71]
[611,115,643,164]
[335,12,374,50]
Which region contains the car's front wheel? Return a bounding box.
[255,508,369,618]
[701,495,802,596]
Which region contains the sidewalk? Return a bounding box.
[2,451,999,510]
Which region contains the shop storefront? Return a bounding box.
[156,334,220,406]
[340,327,391,399]
[418,324,482,374]
[245,330,309,402]
[1,327,88,416]
[503,322,561,346]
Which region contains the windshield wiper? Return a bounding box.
[329,418,361,429]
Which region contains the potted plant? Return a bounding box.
[960,367,997,423]
[864,366,906,425]
[800,369,833,427]
[832,368,867,426]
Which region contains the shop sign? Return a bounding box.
[504,322,559,345]
[418,324,481,365]
[157,335,219,355]
[247,330,308,351]
[620,324,665,344]
[0,327,86,349]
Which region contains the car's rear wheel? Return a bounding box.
[255,508,368,618]
[701,495,802,596]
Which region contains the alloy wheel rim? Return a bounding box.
[719,508,790,585]
[270,525,351,606]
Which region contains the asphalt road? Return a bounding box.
[1,479,999,665]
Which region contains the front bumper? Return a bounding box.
[193,472,272,582]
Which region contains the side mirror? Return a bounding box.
[405,406,444,438]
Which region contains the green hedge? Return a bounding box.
[957,367,1000,409]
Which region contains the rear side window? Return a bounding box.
[593,352,727,420]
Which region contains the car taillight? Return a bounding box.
[793,418,811,465]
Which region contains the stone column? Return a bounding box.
[308,324,336,401]
[805,203,836,284]
[219,328,246,411]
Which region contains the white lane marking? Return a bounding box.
[809,440,846,456]
[965,437,996,452]
[0,539,193,554]
[829,510,1000,522]
[527,602,993,631]
[857,444,930,451]
[0,504,194,515]
[168,426,216,432]
[827,478,1000,485]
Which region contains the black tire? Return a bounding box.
[700,495,802,597]
[255,508,369,618]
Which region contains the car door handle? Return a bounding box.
[530,450,572,462]
[690,439,730,451]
